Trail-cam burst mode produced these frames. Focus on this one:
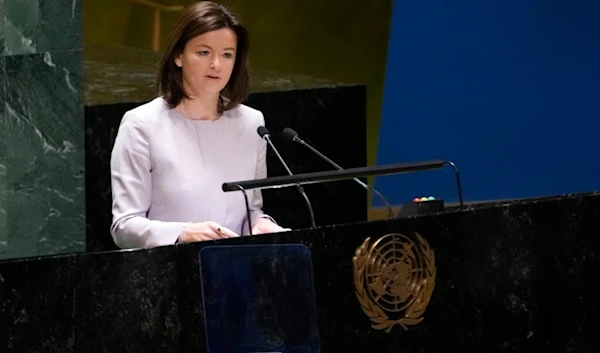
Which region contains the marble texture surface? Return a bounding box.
[0,0,84,260]
[0,0,5,54]
[4,51,83,158]
[3,0,81,55]
[1,191,599,352]
[0,54,5,154]
[83,43,351,106]
[0,160,5,248]
[1,0,6,249]
[0,255,76,351]
[72,249,180,352]
[1,51,85,259]
[0,55,5,248]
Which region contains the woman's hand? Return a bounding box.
[252,217,291,235]
[178,221,239,243]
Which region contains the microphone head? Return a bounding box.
[257,126,270,138]
[282,127,299,141]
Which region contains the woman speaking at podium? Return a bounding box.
[110,1,287,249]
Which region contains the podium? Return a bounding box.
[1,191,599,352]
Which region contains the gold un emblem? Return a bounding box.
[353,232,436,332]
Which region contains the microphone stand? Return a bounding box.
[290,133,394,220]
[261,132,316,228]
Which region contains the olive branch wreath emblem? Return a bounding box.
[352,233,436,333]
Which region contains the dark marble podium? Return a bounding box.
[1,191,599,352]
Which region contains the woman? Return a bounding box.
[110,1,287,249]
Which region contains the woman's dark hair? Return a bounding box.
[158,1,250,112]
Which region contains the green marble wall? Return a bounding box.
[82,0,393,168]
[0,0,85,260]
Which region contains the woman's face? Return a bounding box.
[175,28,238,96]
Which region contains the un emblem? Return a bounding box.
[352,232,436,332]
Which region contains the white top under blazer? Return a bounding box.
[110,96,272,249]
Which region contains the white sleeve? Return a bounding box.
[110,112,187,249]
[246,112,276,234]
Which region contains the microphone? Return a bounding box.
[257,126,316,228]
[282,127,395,220]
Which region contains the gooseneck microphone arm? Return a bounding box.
[283,128,395,219]
[257,126,316,228]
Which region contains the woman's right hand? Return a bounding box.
[178,221,240,243]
